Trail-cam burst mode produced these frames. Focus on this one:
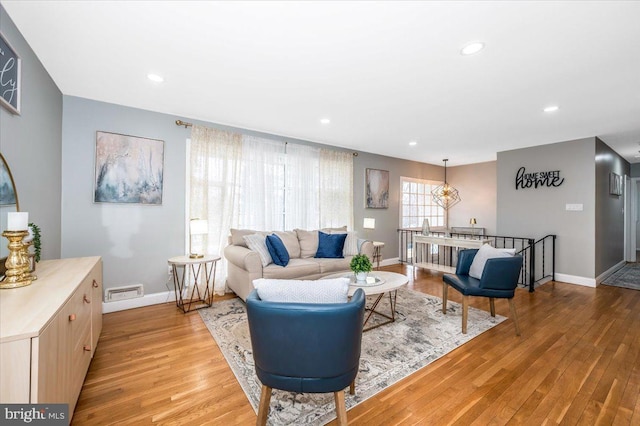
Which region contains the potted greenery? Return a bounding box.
[350,254,372,282]
[28,223,42,271]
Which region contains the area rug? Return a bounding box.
[199,288,505,425]
[602,262,640,291]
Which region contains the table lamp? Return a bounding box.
[189,219,208,258]
[363,218,375,239]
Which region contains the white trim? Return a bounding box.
[379,257,400,267]
[627,177,639,262]
[595,260,626,285]
[102,290,176,313]
[553,273,596,287]
[185,138,191,255]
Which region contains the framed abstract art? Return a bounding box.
[94,131,164,204]
[365,168,389,209]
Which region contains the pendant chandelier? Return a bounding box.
[431,159,461,209]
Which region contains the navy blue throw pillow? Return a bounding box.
[315,231,347,259]
[266,234,290,266]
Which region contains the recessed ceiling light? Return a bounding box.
[409,141,417,146]
[460,42,485,56]
[147,73,164,83]
[320,118,330,125]
[543,105,559,113]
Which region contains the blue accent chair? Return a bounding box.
[442,249,523,335]
[246,288,366,426]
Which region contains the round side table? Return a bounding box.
[168,255,220,313]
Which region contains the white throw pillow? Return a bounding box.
[243,233,272,267]
[328,230,358,256]
[468,244,513,279]
[253,277,350,304]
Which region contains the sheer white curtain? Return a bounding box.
[284,143,320,230]
[189,125,242,295]
[238,136,286,230]
[188,125,353,294]
[319,148,354,229]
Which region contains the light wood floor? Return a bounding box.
[72,264,640,425]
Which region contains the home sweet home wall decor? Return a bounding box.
[515,167,564,190]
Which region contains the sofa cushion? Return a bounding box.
[253,277,350,303]
[263,258,321,279]
[314,257,352,274]
[266,234,290,267]
[469,244,513,279]
[296,229,319,258]
[243,233,273,267]
[315,231,347,259]
[273,231,301,259]
[327,230,358,256]
[231,228,264,247]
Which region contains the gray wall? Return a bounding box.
[62,96,445,294]
[61,96,188,294]
[448,161,497,235]
[594,137,629,275]
[631,163,640,178]
[352,153,443,261]
[497,138,596,279]
[0,4,62,261]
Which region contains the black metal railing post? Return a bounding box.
[552,235,556,281]
[528,238,535,292]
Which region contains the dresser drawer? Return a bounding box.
[66,280,92,346]
[69,322,92,413]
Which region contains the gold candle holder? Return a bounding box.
[20,240,37,281]
[1,230,33,289]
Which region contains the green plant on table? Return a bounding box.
[350,254,372,273]
[28,222,42,262]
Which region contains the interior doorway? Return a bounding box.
[625,177,639,262]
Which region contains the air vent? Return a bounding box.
[105,284,144,302]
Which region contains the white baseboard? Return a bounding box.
[379,257,400,267]
[553,273,596,288]
[595,260,626,285]
[102,290,176,313]
[554,260,626,288]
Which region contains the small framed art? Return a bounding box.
[365,168,389,209]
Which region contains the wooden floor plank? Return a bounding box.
[72,264,640,425]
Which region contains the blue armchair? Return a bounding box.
[246,288,366,426]
[442,249,523,335]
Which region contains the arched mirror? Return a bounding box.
[0,153,20,271]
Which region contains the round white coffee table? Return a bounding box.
[326,271,409,331]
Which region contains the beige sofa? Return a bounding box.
[224,228,375,301]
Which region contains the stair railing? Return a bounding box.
[397,229,556,292]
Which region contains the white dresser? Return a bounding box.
[0,256,103,415]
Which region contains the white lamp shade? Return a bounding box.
[363,218,376,229]
[190,219,208,235]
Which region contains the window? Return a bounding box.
[400,177,445,229]
[187,125,353,295]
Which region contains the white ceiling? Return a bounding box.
[3,1,640,166]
